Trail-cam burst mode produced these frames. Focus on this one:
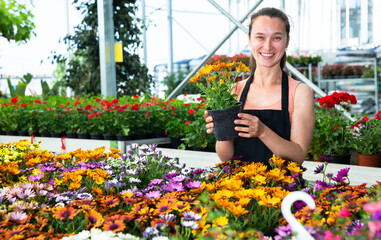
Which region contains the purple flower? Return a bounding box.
[163,173,178,181]
[332,168,350,183]
[182,211,201,221]
[191,169,204,175]
[145,191,162,199]
[148,179,164,186]
[142,226,159,239]
[160,214,176,222]
[104,182,113,190]
[326,173,333,179]
[314,180,333,191]
[165,183,185,192]
[314,164,325,174]
[337,167,350,178]
[275,224,293,238]
[121,155,127,161]
[185,181,201,189]
[373,211,381,221]
[28,174,44,182]
[321,155,334,163]
[170,175,187,182]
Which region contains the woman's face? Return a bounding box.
[248,16,289,69]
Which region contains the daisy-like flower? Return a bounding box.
[182,211,202,221]
[165,182,185,192]
[154,201,173,215]
[103,196,120,207]
[145,191,162,199]
[181,167,192,175]
[185,180,201,189]
[129,177,141,184]
[314,164,325,174]
[103,219,126,232]
[8,211,28,221]
[160,213,176,222]
[53,206,79,220]
[149,179,164,186]
[142,226,159,239]
[181,220,198,229]
[170,175,187,182]
[86,209,104,227]
[77,193,93,200]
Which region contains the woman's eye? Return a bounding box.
[274,37,282,41]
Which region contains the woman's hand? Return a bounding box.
[234,113,265,138]
[204,110,214,134]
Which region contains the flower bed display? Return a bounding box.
[0,140,380,239]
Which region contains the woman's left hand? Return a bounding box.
[234,113,265,138]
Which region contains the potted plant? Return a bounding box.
[315,92,357,164]
[349,114,381,167]
[189,61,250,141]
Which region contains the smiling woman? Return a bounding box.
[205,7,315,166]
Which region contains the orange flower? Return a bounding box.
[103,219,125,232]
[86,209,104,227]
[53,206,79,220]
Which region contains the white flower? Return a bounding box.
[129,177,141,184]
[152,236,169,240]
[90,228,116,240]
[181,220,199,230]
[116,232,140,240]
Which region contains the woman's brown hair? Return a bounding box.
[248,7,290,72]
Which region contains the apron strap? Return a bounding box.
[239,71,289,111]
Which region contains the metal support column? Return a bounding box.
[168,0,174,74]
[142,0,148,66]
[97,0,117,97]
[166,0,263,100]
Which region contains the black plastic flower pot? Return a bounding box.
[208,102,242,141]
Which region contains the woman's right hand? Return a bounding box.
[204,110,214,134]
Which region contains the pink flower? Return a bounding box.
[339,208,351,217]
[364,201,381,213]
[8,211,28,221]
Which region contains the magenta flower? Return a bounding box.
[149,179,164,186]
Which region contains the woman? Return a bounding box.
[205,7,315,165]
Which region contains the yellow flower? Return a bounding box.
[32,168,43,176]
[236,197,251,207]
[212,189,234,201]
[212,216,229,228]
[218,79,224,85]
[266,168,286,181]
[252,174,267,185]
[268,154,285,167]
[286,162,303,174]
[225,203,248,216]
[258,195,281,208]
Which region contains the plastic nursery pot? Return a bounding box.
[357,154,381,168]
[208,102,242,141]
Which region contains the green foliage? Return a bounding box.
[6,73,33,97]
[50,0,152,97]
[0,0,35,43]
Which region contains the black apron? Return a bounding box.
[234,71,291,165]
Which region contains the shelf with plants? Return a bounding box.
[317,58,380,113]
